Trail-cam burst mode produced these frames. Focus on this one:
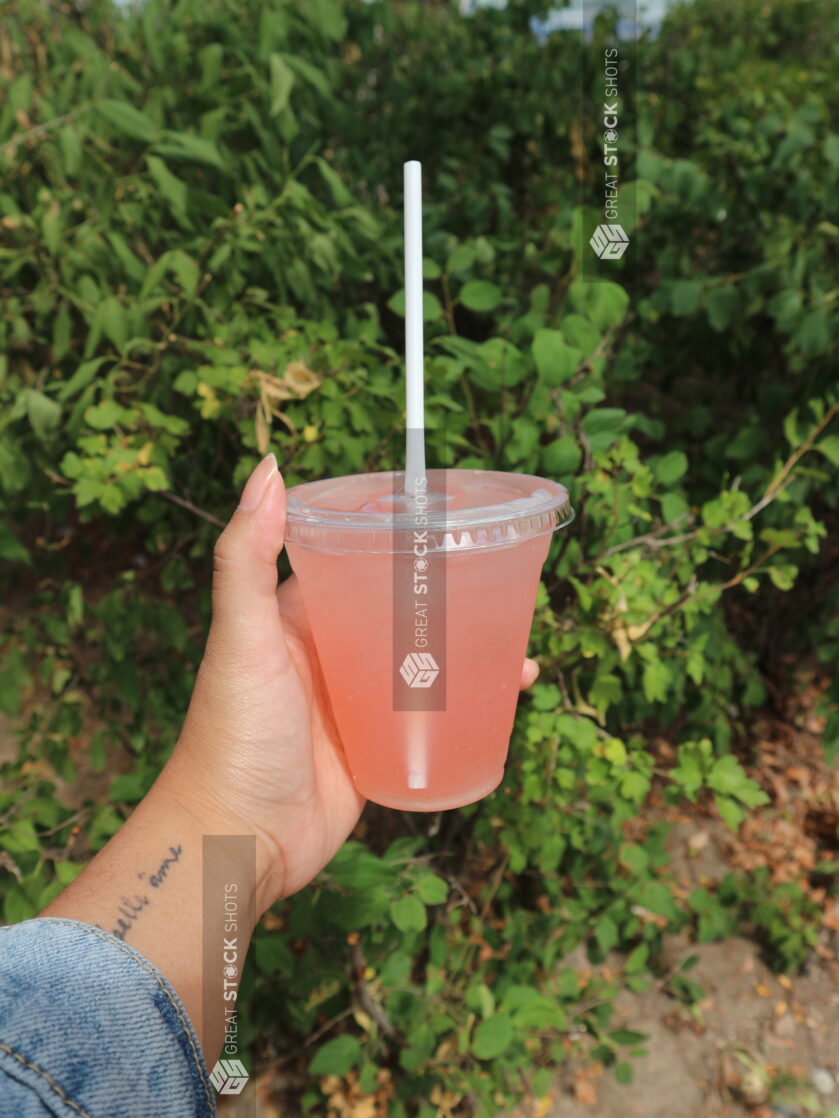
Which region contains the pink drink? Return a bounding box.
[284,469,572,811]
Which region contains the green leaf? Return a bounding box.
[146,155,188,220]
[652,450,688,485]
[97,99,155,143]
[471,1014,514,1060]
[459,280,502,312]
[4,885,36,925]
[635,880,678,921]
[387,289,443,321]
[153,131,224,169]
[610,1029,647,1046]
[283,54,331,97]
[2,819,39,855]
[269,53,296,116]
[620,770,650,802]
[169,250,200,297]
[308,1035,362,1077]
[581,408,627,437]
[0,647,29,715]
[615,1061,634,1084]
[532,329,579,387]
[569,279,629,330]
[447,243,476,274]
[642,659,670,703]
[0,525,30,564]
[52,304,72,360]
[501,987,566,1030]
[254,933,292,973]
[814,435,839,467]
[100,295,129,351]
[581,407,628,456]
[42,206,62,255]
[304,0,347,40]
[58,125,82,175]
[327,843,394,889]
[57,358,110,402]
[390,894,427,933]
[542,436,582,477]
[415,874,448,905]
[707,756,769,807]
[625,943,648,975]
[670,280,703,316]
[595,914,618,953]
[619,844,649,875]
[795,309,830,357]
[715,797,745,830]
[705,286,740,332]
[25,389,61,440]
[767,565,797,591]
[316,157,353,206]
[767,289,802,331]
[821,712,839,765]
[84,400,130,430]
[661,492,688,523]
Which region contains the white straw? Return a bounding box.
[407,710,428,790]
[403,161,428,791]
[403,160,426,493]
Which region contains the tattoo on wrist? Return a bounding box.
[111,844,184,941]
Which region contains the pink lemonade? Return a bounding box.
[284,469,573,811]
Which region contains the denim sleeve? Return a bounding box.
[0,917,215,1118]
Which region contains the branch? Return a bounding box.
[350,940,399,1040]
[159,491,225,529]
[763,399,839,501]
[0,105,92,157]
[595,402,838,564]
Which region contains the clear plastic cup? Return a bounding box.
[284,469,573,811]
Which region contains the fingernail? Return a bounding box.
[239,453,277,510]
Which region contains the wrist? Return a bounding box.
[151,760,285,917]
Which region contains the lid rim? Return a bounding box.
[285,469,572,532]
[285,509,575,555]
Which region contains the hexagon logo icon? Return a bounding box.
[399,652,440,688]
[210,1057,249,1095]
[589,223,630,260]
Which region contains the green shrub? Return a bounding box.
[1,0,836,1112]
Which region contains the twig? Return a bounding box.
[160,491,225,529]
[480,853,510,921]
[719,545,781,591]
[0,105,92,156]
[39,808,89,838]
[621,575,700,643]
[597,404,838,563]
[350,940,399,1040]
[440,273,457,336]
[264,1006,355,1069]
[764,399,839,500]
[0,788,34,828]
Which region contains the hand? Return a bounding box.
[160,454,541,914]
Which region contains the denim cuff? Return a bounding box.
[0,917,215,1117]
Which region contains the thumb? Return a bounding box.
[209,453,288,655]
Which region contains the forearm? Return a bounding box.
[41,773,259,1065]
